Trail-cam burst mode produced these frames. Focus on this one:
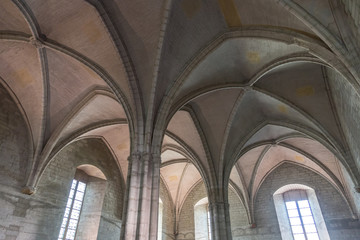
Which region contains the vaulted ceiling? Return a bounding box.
[1,0,360,222]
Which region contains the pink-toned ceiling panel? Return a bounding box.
[244,124,299,149]
[237,145,267,187]
[161,150,186,163]
[47,49,108,133]
[0,42,43,147]
[167,110,208,167]
[80,124,130,182]
[177,164,202,207]
[60,94,126,140]
[229,167,247,197]
[27,0,131,102]
[161,162,187,203]
[0,0,31,33]
[163,134,182,148]
[282,137,342,181]
[252,146,337,198]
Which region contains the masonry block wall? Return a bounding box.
[0,85,124,240]
[239,162,360,240]
[177,181,248,240]
[0,84,31,240]
[228,188,250,238]
[38,138,124,240]
[160,179,175,240]
[177,181,207,240]
[0,85,30,189]
[327,69,360,174]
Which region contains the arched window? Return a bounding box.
[194,197,211,240]
[58,165,107,240]
[273,184,330,240]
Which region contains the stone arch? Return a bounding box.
[250,162,359,239]
[32,138,124,239]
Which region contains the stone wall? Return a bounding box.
[327,68,360,174]
[0,84,31,240]
[0,84,124,240]
[38,138,124,240]
[0,84,30,189]
[228,188,250,238]
[177,182,207,240]
[160,179,175,240]
[177,181,248,240]
[176,162,360,240]
[235,163,360,240]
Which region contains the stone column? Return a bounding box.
[121,152,161,240]
[208,195,232,240]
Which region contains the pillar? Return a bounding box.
[120,152,161,240]
[208,188,232,240]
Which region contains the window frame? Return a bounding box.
[206,206,212,240]
[273,185,330,240]
[58,179,87,240]
[285,199,319,240]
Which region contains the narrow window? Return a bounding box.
[207,208,212,240]
[194,197,211,240]
[58,179,86,240]
[285,196,319,240]
[158,198,163,240]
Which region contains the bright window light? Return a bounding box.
[207,210,212,240]
[58,179,86,240]
[285,200,319,240]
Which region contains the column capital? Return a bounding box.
[128,151,161,163]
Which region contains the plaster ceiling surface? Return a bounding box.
[252,145,338,198]
[224,89,324,161]
[59,94,126,141]
[161,162,187,204]
[233,0,315,34]
[79,124,130,181]
[101,0,166,108]
[190,88,243,162]
[176,163,202,207]
[243,125,300,149]
[154,0,227,107]
[176,38,305,102]
[160,162,202,208]
[281,137,342,181]
[255,62,344,145]
[229,167,247,199]
[26,0,132,103]
[161,150,186,164]
[0,41,43,147]
[0,0,357,222]
[229,167,242,190]
[162,134,183,149]
[236,145,268,187]
[0,0,31,34]
[167,110,208,168]
[292,0,341,37]
[47,48,109,133]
